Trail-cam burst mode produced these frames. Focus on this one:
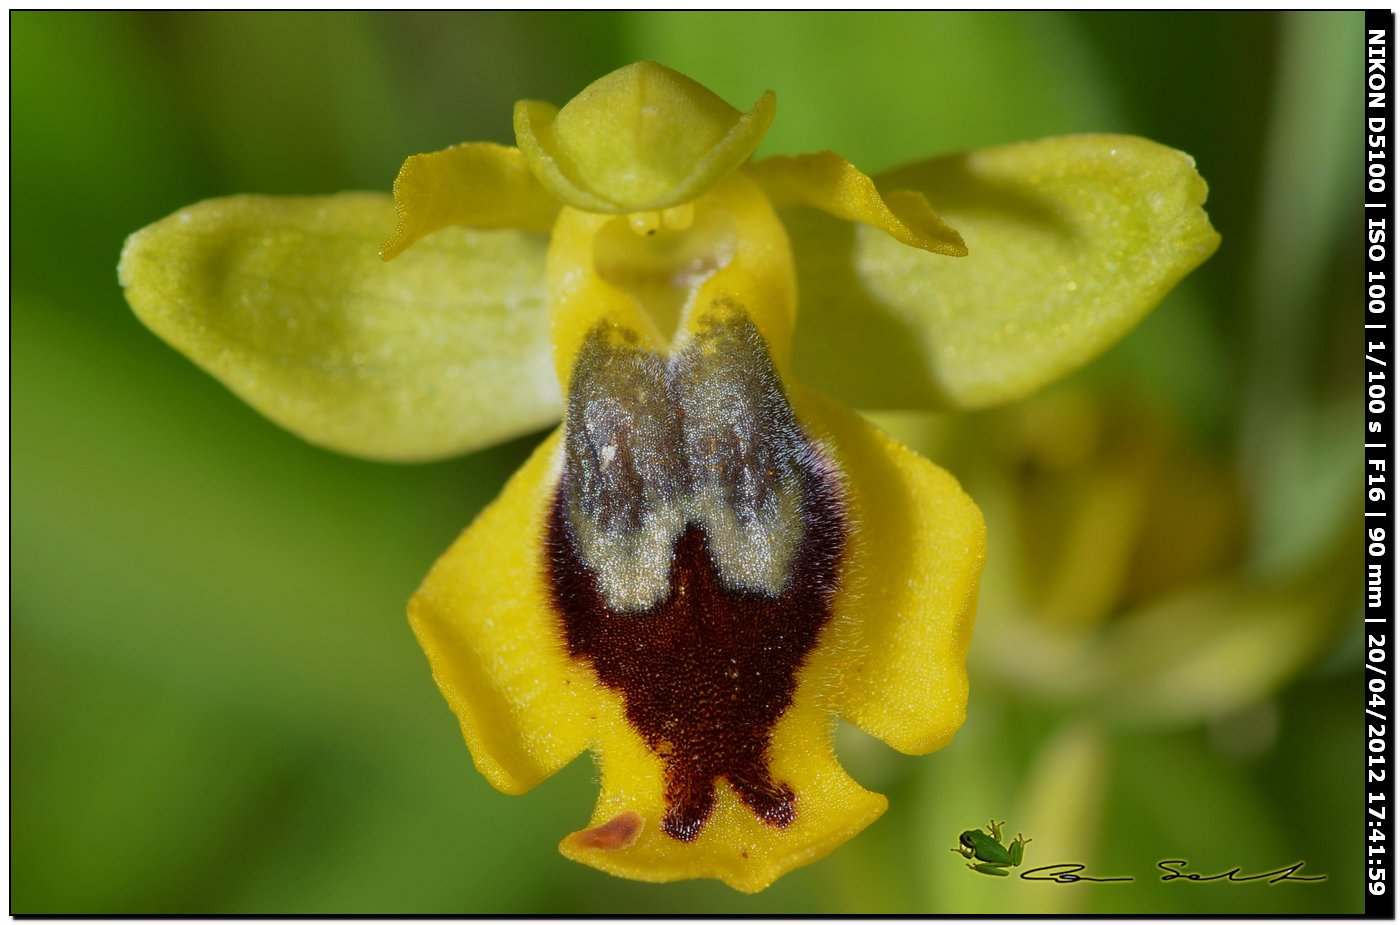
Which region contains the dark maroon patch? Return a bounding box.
[546,464,846,842]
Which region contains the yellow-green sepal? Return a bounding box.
[381,142,560,260]
[786,135,1221,410]
[119,193,560,462]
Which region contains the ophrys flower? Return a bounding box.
[118,61,1218,892]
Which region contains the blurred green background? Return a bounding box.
[12,11,1364,913]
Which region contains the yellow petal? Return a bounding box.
[748,151,966,256]
[408,430,594,793]
[794,391,986,754]
[787,134,1221,409]
[118,193,559,462]
[380,142,560,260]
[515,61,776,213]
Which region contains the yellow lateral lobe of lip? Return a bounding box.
[408,429,592,795]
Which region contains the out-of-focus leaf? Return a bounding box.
[1091,578,1345,727]
[624,12,1118,163]
[1012,724,1110,914]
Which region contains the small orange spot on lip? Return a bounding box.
[571,811,644,850]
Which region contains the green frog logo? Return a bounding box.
[953,820,1032,877]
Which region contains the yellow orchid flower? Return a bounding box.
[116,61,1219,893]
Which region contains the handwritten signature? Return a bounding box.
[1017,860,1326,884]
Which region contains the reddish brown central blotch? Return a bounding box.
[546,463,845,842]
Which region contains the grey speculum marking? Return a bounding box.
[561,315,815,612]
